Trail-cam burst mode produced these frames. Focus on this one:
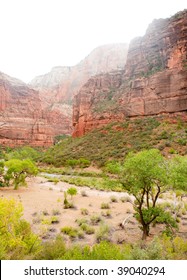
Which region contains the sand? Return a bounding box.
[0,175,186,245]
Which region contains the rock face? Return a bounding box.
[30,44,129,103]
[0,44,128,146]
[73,10,187,137]
[0,72,53,146]
[30,44,129,137]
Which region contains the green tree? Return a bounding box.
[67,187,77,200]
[169,155,187,192]
[120,149,177,240]
[0,198,41,259]
[5,159,38,189]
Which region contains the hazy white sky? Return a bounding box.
[0,0,186,82]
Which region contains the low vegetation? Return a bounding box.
[41,115,187,167]
[1,115,187,259]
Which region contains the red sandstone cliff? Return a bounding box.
[0,44,128,146]
[73,10,187,137]
[30,44,129,136]
[0,72,53,146]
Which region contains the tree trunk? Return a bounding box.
[142,225,149,240]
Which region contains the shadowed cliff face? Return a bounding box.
[72,10,187,137]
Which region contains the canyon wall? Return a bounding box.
[0,44,128,146]
[73,10,187,137]
[0,72,53,146]
[30,44,128,136]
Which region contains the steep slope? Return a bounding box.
[30,44,129,136]
[0,72,53,146]
[0,44,129,146]
[73,10,187,137]
[30,44,129,103]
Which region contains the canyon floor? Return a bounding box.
[0,175,187,246]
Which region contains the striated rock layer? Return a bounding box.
[30,44,129,136]
[0,72,54,146]
[73,10,187,137]
[0,44,128,146]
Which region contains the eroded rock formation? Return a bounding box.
[0,72,53,146]
[30,44,129,137]
[0,44,128,146]
[73,10,187,137]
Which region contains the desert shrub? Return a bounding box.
[78,158,91,168]
[101,202,110,209]
[96,224,111,243]
[101,210,112,218]
[76,218,88,227]
[41,218,51,225]
[42,210,49,216]
[35,235,66,260]
[61,226,78,239]
[80,224,95,235]
[90,215,102,225]
[130,238,163,260]
[51,216,60,224]
[66,159,79,168]
[169,148,177,154]
[34,236,187,260]
[80,208,89,215]
[66,158,91,168]
[52,209,61,216]
[177,138,187,146]
[47,178,59,184]
[110,196,118,203]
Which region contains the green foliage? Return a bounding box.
[80,224,95,235]
[101,202,110,209]
[0,198,41,259]
[66,158,91,168]
[90,214,102,225]
[59,175,123,192]
[105,160,122,174]
[81,208,89,215]
[63,191,74,209]
[6,146,41,161]
[121,149,172,239]
[169,155,187,191]
[96,224,111,242]
[5,159,38,189]
[61,226,79,239]
[67,187,77,200]
[41,116,163,167]
[35,235,66,260]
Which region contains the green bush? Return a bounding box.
[101,202,110,209]
[67,187,77,200]
[96,224,111,243]
[0,198,41,259]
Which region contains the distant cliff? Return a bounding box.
[0,44,128,146]
[73,10,187,137]
[0,72,53,146]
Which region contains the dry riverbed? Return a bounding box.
[1,175,187,245]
